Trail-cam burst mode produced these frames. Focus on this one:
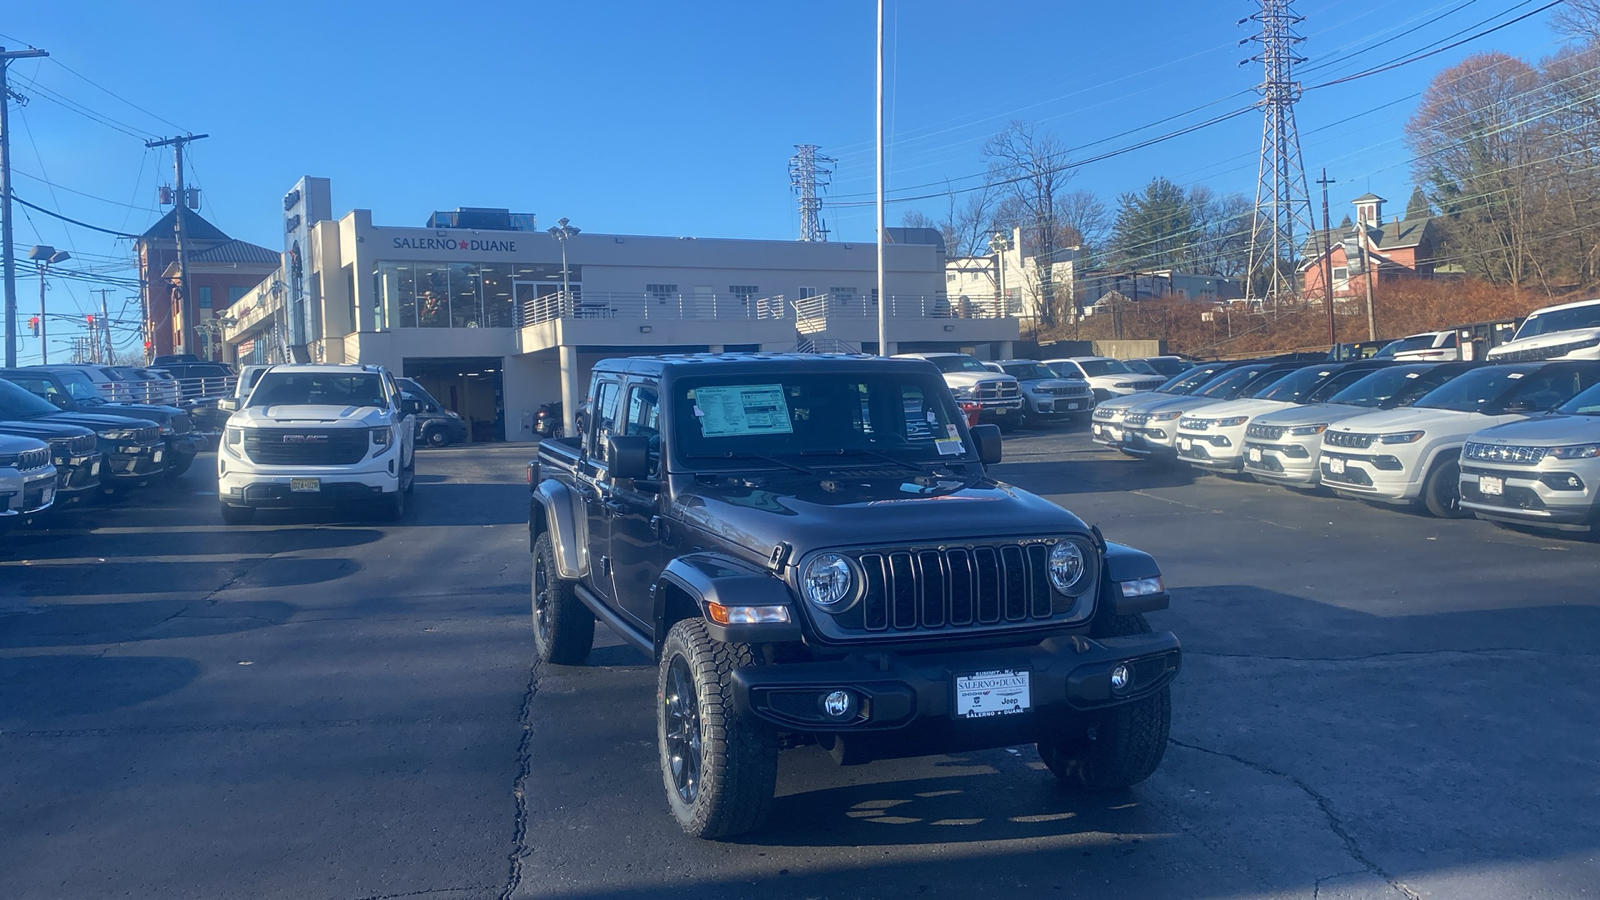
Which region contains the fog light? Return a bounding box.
[822,690,855,719]
[1110,665,1131,693]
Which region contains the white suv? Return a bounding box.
[1487,297,1600,362]
[1376,331,1461,361]
[0,435,56,528]
[1043,357,1165,402]
[893,353,1024,429]
[1458,382,1600,532]
[216,364,417,524]
[1319,361,1600,517]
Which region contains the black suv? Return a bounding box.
[529,354,1181,839]
[0,367,199,477]
[396,378,468,447]
[0,378,162,492]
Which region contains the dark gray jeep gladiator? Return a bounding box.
[527,353,1181,839]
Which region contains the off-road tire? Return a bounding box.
[657,619,779,840]
[219,502,256,525]
[1039,610,1169,791]
[1038,686,1171,792]
[1423,456,1468,519]
[531,532,594,665]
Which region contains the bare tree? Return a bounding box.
[1540,42,1600,286]
[1407,53,1547,288]
[902,185,998,259]
[983,121,1073,326]
[1553,0,1600,43]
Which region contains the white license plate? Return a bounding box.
[1328,457,1346,475]
[992,408,1007,416]
[1479,475,1504,496]
[290,478,321,493]
[956,669,1030,718]
[1092,424,1102,435]
[1066,402,1081,410]
[1178,437,1192,451]
[91,460,101,477]
[1248,447,1263,463]
[152,448,164,463]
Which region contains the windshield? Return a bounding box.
[1377,334,1441,357]
[925,355,990,374]
[0,377,63,418]
[1078,358,1134,377]
[1514,303,1600,340]
[1413,367,1531,412]
[1192,366,1271,399]
[1255,366,1338,403]
[1000,363,1059,381]
[1558,383,1600,415]
[53,369,105,401]
[671,371,973,468]
[247,372,389,408]
[1326,366,1437,408]
[1158,363,1229,394]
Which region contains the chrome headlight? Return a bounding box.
[951,385,975,399]
[1048,540,1092,596]
[1216,416,1249,427]
[1379,431,1425,444]
[1151,410,1183,421]
[1549,443,1600,459]
[801,553,857,609]
[1288,423,1327,436]
[225,426,244,447]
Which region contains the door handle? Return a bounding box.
[650,515,666,538]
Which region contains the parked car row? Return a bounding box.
[1092,354,1600,533]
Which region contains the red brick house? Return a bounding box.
[1300,194,1439,298]
[136,208,279,360]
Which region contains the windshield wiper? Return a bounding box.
[799,447,925,471]
[681,451,816,475]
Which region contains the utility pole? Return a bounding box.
[93,288,113,363]
[875,0,887,357]
[1242,2,1315,314]
[146,133,208,358]
[1358,213,1378,341]
[1317,169,1336,349]
[2,46,48,368]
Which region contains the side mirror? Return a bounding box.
[49,394,71,410]
[217,398,239,412]
[401,398,421,417]
[609,434,652,480]
[971,424,1003,465]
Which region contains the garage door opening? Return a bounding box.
[403,357,505,442]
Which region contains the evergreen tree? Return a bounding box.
[1108,177,1195,270]
[1339,213,1353,229]
[1405,185,1433,220]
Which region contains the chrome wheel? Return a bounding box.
[663,655,702,805]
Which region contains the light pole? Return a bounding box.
[547,217,580,314]
[28,245,69,364]
[988,231,1011,318]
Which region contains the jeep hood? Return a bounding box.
[1181,398,1287,421]
[1124,394,1232,416]
[232,405,389,427]
[1326,407,1483,437]
[672,473,1085,559]
[1468,414,1598,445]
[1250,402,1372,428]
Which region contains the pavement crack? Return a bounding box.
[1313,870,1374,899]
[350,888,491,900]
[1190,647,1599,663]
[499,660,540,900]
[1170,738,1422,900]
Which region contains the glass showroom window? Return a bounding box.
[373,261,516,329]
[415,264,450,328]
[481,264,514,327]
[449,263,482,328]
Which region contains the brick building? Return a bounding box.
[136,208,279,360]
[1300,194,1440,299]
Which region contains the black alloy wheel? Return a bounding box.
[532,549,554,649]
[663,654,703,806]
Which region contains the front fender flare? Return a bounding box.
[532,480,588,580]
[658,552,802,646]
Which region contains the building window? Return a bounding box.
[647,284,678,304]
[197,286,212,309]
[371,261,515,329]
[1332,267,1348,281]
[227,286,246,306]
[728,285,759,305]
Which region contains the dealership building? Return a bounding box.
[223,177,1020,442]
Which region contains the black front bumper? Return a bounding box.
[103,444,165,482]
[54,452,104,501]
[224,481,386,509]
[731,631,1180,763]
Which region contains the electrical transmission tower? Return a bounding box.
[788,144,835,242]
[1243,0,1316,309]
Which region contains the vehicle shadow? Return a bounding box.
[0,654,200,722]
[1,526,384,560]
[0,599,296,649]
[7,557,361,597]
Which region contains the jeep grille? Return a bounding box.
[1323,431,1374,449]
[1463,441,1547,465]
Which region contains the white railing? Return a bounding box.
[518,291,791,327]
[99,374,239,404]
[791,294,1022,323]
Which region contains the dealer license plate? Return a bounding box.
[955,669,1031,719]
[91,460,101,477]
[1066,402,1081,410]
[290,478,321,493]
[152,448,164,463]
[1479,475,1504,496]
[1092,424,1102,435]
[992,408,1007,416]
[1328,457,1346,475]
[1248,447,1262,463]
[1178,437,1193,451]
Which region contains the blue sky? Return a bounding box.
[0,0,1573,354]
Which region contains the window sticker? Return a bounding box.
[936,438,964,456]
[695,384,794,437]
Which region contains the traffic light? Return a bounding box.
[86,314,96,327]
[28,316,39,337]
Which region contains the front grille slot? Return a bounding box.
[853,542,1064,636]
[1325,431,1374,449]
[916,550,945,627]
[1464,441,1547,465]
[1246,423,1285,440]
[948,550,974,625]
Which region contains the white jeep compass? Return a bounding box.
[216,364,416,524]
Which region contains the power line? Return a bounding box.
[1308,0,1563,89]
[10,194,143,238]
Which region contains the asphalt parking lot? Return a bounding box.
[2,433,1597,900]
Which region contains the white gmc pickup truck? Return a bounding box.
[216,364,416,524]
